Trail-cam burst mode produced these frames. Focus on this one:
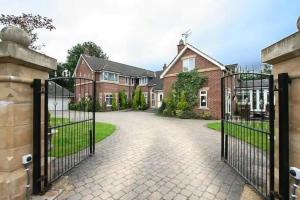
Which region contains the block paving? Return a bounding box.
[58,112,244,200]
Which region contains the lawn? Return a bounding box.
[207,121,270,151]
[49,118,116,157]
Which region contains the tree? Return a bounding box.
[133,87,141,110]
[261,63,272,74]
[0,13,55,50]
[65,41,108,75]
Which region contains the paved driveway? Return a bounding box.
[59,111,244,200]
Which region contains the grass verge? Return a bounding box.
[49,118,116,157]
[207,121,270,151]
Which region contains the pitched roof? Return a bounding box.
[48,81,74,98]
[160,43,225,78]
[149,71,163,91]
[80,55,155,77]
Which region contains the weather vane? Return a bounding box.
[182,29,192,44]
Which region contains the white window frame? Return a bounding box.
[199,90,208,109]
[139,77,148,85]
[183,57,195,72]
[131,78,135,85]
[105,94,113,106]
[101,71,119,83]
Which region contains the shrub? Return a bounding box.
[127,99,132,108]
[176,91,188,111]
[119,91,127,110]
[95,99,101,112]
[111,94,118,111]
[162,70,207,119]
[201,111,212,120]
[140,93,147,110]
[68,103,77,110]
[177,110,198,119]
[158,100,166,114]
[133,87,141,110]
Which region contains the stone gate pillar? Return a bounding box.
[0,26,56,200]
[261,18,300,196]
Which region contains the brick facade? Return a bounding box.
[74,58,153,108]
[162,45,224,119]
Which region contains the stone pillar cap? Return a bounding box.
[297,16,300,31]
[0,26,31,47]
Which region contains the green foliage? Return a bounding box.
[95,99,101,112]
[200,111,212,120]
[162,70,207,119]
[176,91,188,111]
[119,91,127,110]
[174,70,207,109]
[157,101,166,114]
[65,41,108,75]
[133,87,141,110]
[111,94,118,111]
[140,93,147,110]
[127,99,132,109]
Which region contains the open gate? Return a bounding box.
[32,77,96,193]
[221,72,275,199]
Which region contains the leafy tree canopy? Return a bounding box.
[0,13,55,50]
[65,41,108,74]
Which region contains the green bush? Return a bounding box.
[201,111,212,120]
[162,70,207,119]
[133,87,141,110]
[127,99,132,108]
[95,99,101,112]
[157,100,166,114]
[119,91,127,110]
[140,93,147,110]
[111,94,118,111]
[68,103,77,110]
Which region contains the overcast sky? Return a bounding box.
[1,0,299,71]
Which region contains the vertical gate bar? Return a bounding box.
[278,73,289,200]
[221,77,225,159]
[93,80,96,154]
[89,130,92,154]
[269,75,275,200]
[44,80,49,191]
[32,79,41,194]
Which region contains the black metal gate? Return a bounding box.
[221,72,275,199]
[32,77,96,193]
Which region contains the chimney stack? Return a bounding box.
[163,63,167,70]
[177,39,185,54]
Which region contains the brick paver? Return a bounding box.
[58,112,244,200]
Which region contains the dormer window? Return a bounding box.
[183,57,195,72]
[101,71,119,82]
[139,77,148,85]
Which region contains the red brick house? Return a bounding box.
[73,54,163,109]
[160,40,226,119]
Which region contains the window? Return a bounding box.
[159,94,163,101]
[151,93,155,107]
[183,57,195,72]
[139,77,148,85]
[105,94,113,106]
[101,72,119,82]
[125,77,129,85]
[131,78,135,85]
[199,90,207,108]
